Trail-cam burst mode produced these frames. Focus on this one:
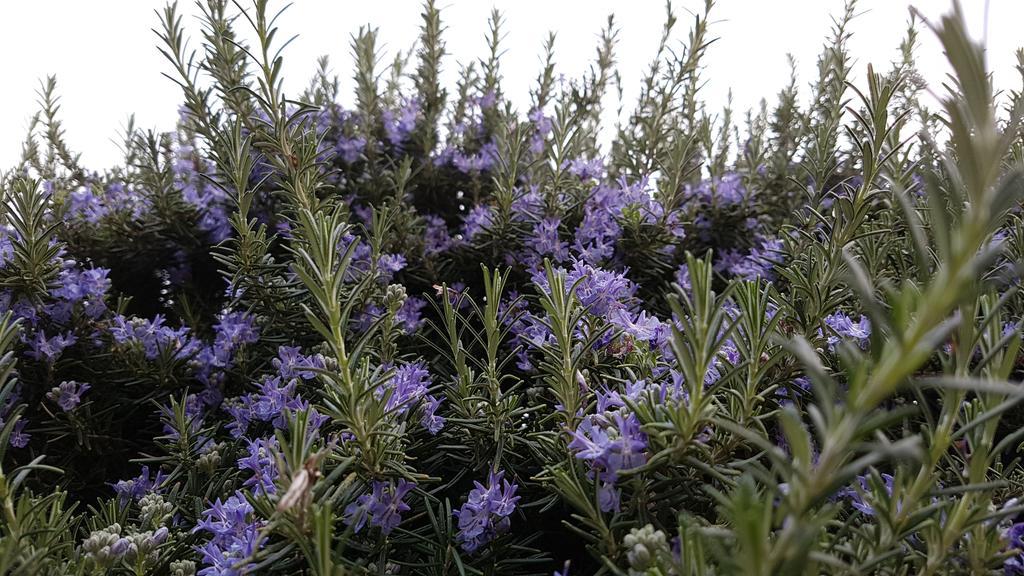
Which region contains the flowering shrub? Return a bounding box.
[3,1,1024,574]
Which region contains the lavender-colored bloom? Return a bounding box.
[822,312,871,349]
[609,308,664,344]
[572,185,626,265]
[110,314,193,361]
[723,237,785,281]
[597,481,621,513]
[225,375,324,437]
[419,394,445,434]
[452,141,499,173]
[8,419,29,448]
[776,376,812,403]
[454,470,520,553]
[396,296,427,333]
[562,261,637,318]
[212,311,260,360]
[272,346,324,381]
[0,227,13,267]
[238,436,279,495]
[50,267,111,319]
[1002,321,1021,340]
[46,380,91,412]
[175,142,232,242]
[113,465,168,506]
[675,264,691,292]
[569,412,647,511]
[336,134,367,164]
[1005,523,1024,574]
[379,361,432,415]
[27,330,77,363]
[527,217,569,264]
[67,185,108,222]
[528,108,553,154]
[343,479,416,535]
[383,99,420,147]
[423,215,454,255]
[462,205,494,240]
[194,491,265,576]
[845,473,896,517]
[510,187,544,221]
[566,157,604,181]
[378,253,406,283]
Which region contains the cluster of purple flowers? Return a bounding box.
[110,314,193,360]
[174,141,232,242]
[343,479,416,535]
[822,312,872,350]
[113,465,168,507]
[65,180,148,223]
[194,491,266,576]
[376,361,445,435]
[225,345,325,437]
[49,265,111,321]
[684,172,748,206]
[1005,523,1024,574]
[26,330,77,364]
[454,470,521,553]
[336,230,408,285]
[568,411,648,512]
[192,311,261,387]
[238,436,279,495]
[714,236,785,281]
[842,473,898,517]
[382,98,421,147]
[46,380,91,412]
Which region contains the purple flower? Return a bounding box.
[27,330,77,363]
[238,436,279,495]
[675,264,691,292]
[343,479,416,535]
[8,419,29,448]
[528,108,552,154]
[1005,523,1024,574]
[527,217,569,264]
[113,465,168,506]
[454,470,520,553]
[609,309,664,345]
[423,215,454,255]
[336,134,367,164]
[568,412,647,511]
[194,491,265,576]
[566,157,604,181]
[822,312,871,350]
[554,261,637,318]
[462,205,494,240]
[46,380,91,412]
[776,376,812,402]
[213,311,260,358]
[110,315,193,361]
[225,375,326,437]
[383,99,420,146]
[379,361,432,415]
[844,473,897,517]
[396,296,426,333]
[272,346,324,381]
[175,142,232,242]
[50,266,111,319]
[419,395,445,435]
[452,141,499,174]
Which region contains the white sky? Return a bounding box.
[1,1,1021,170]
